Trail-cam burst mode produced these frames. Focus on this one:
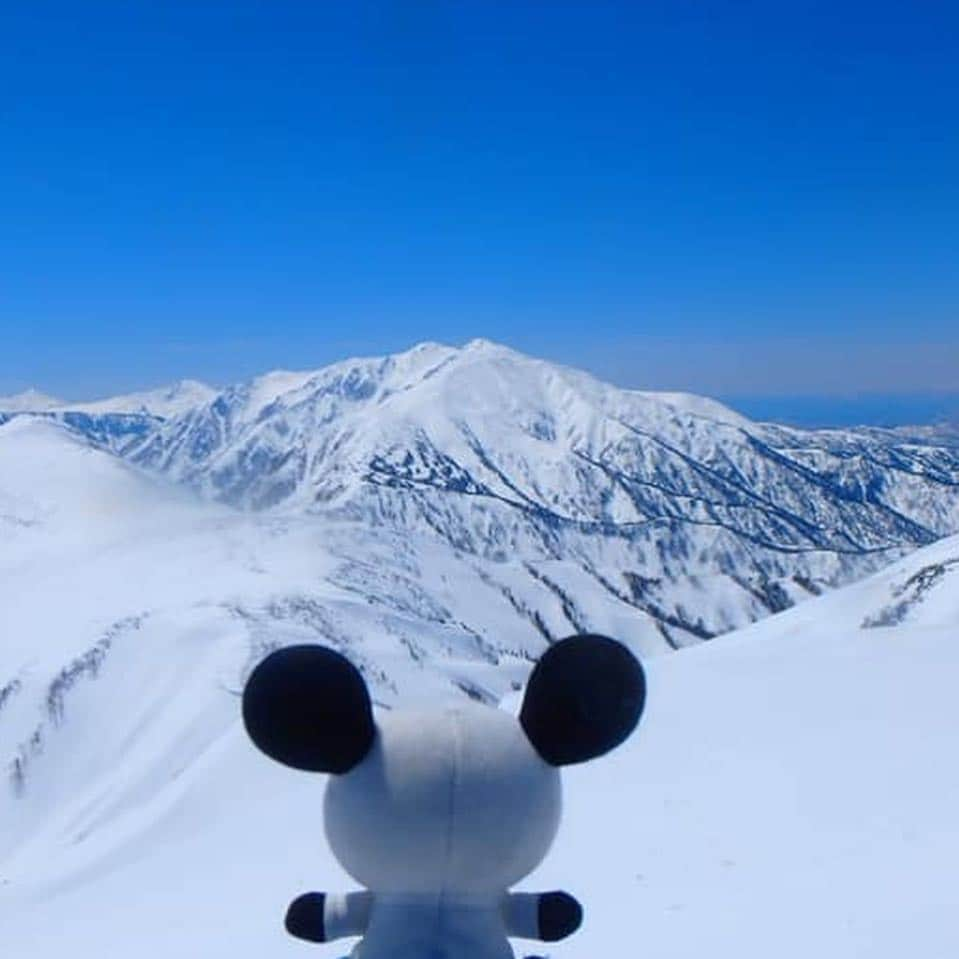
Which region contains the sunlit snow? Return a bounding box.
[2,344,958,957]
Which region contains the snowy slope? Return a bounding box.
[49,379,218,418]
[1,381,216,420]
[3,341,959,959]
[6,343,959,646]
[110,339,959,644]
[2,364,959,956]
[729,528,959,638]
[0,412,671,841]
[1,532,957,958]
[0,417,200,565]
[0,380,218,467]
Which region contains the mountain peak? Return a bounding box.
[463,337,510,353]
[0,388,63,412]
[5,339,959,674]
[51,380,218,418]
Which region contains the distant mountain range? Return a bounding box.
[4,339,959,651]
[3,339,959,958]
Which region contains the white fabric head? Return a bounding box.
[324,702,561,894]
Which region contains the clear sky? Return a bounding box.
[2,1,957,421]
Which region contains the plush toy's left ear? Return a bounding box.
[242,645,375,774]
[520,634,645,767]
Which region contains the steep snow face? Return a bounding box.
[728,528,959,638]
[1,532,957,958]
[106,339,959,644]
[0,380,219,461]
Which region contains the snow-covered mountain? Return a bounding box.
[2,520,957,958]
[94,340,959,637]
[5,340,959,649]
[0,413,657,815]
[0,379,218,462]
[50,378,218,418]
[1,380,215,419]
[0,388,63,412]
[3,341,959,956]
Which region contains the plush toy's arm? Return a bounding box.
[501,891,583,942]
[285,891,373,943]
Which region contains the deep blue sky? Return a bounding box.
[2,1,957,422]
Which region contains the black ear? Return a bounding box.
[520,634,645,766]
[242,645,375,774]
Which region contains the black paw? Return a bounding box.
[538,890,583,942]
[285,892,327,942]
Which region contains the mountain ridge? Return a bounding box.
[3,345,959,958]
[4,341,959,651]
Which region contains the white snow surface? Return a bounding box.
[2,341,959,957]
[48,378,218,418]
[38,337,954,647]
[1,530,958,957]
[7,340,959,652]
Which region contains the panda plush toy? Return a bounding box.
[242,633,645,959]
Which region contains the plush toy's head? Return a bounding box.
[243,635,645,895]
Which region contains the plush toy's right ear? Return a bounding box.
[242,645,375,774]
[520,634,645,766]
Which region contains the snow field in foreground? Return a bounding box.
[1,614,957,958]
